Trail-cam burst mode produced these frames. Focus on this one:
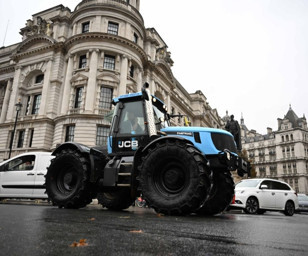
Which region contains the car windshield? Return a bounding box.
[236,179,261,188]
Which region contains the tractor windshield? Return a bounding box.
[118,101,146,135]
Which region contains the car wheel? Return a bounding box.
[244,197,259,214]
[284,201,295,216]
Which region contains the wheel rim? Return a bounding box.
[286,202,294,215]
[246,198,258,213]
[56,166,78,194]
[154,161,187,195]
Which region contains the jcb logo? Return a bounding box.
[118,140,138,149]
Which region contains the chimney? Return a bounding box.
[267,127,272,134]
[277,118,282,130]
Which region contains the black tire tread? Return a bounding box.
[97,188,133,210]
[198,171,234,215]
[138,139,212,215]
[45,149,94,209]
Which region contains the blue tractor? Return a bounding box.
[45,83,249,215]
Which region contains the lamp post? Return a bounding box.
[8,101,22,159]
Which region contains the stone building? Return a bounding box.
[0,0,223,161]
[241,106,308,194]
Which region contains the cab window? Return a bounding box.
[7,155,36,171]
[153,105,168,130]
[118,101,146,135]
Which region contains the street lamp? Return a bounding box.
[8,101,22,159]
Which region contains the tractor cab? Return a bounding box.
[108,89,169,156]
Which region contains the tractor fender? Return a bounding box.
[52,142,91,156]
[142,135,194,153]
[52,142,108,183]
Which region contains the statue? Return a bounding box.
[225,115,242,150]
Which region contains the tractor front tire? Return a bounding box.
[139,139,212,215]
[45,149,94,209]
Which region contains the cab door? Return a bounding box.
[0,155,36,198]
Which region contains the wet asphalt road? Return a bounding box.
[0,201,307,256]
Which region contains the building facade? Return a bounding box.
[241,106,308,194]
[0,0,223,161]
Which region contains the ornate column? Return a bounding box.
[0,79,13,123]
[60,55,74,115]
[85,49,99,113]
[167,94,171,113]
[39,58,53,116]
[119,55,128,95]
[6,67,22,121]
[136,67,143,91]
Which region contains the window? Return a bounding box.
[103,55,115,70]
[28,129,34,147]
[96,126,109,146]
[107,22,119,35]
[74,87,83,108]
[35,74,44,84]
[79,55,87,69]
[25,96,31,115]
[133,33,138,43]
[82,22,90,33]
[118,101,146,135]
[5,155,36,171]
[171,107,175,115]
[65,126,75,142]
[32,94,41,115]
[17,130,25,148]
[129,65,135,78]
[99,87,113,109]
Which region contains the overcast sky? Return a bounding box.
[0,0,307,133]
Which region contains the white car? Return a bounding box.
[230,178,299,216]
[0,152,53,199]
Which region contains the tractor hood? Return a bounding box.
[161,126,237,155]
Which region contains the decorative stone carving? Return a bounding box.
[155,46,174,66]
[20,16,53,40]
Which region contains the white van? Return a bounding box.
[0,152,53,199]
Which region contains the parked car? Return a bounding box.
[297,194,308,212]
[230,178,299,216]
[0,152,53,200]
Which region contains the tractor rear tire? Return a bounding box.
[97,188,133,210]
[197,171,234,215]
[45,149,94,209]
[139,139,212,215]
